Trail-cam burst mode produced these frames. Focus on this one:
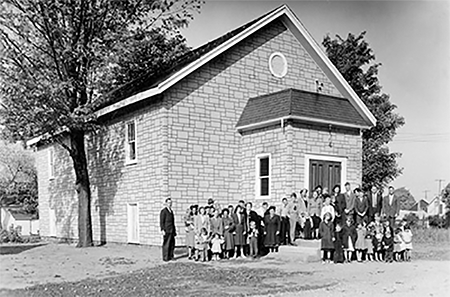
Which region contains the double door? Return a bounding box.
[309,159,341,193]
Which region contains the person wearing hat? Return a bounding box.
[263,206,281,252]
[208,198,222,214]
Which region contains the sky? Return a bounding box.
[181,0,450,201]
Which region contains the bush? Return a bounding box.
[403,213,420,227]
[0,226,24,243]
[428,215,446,228]
[413,226,450,244]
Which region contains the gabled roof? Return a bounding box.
[95,4,376,128]
[3,207,38,220]
[236,89,369,130]
[94,8,274,111]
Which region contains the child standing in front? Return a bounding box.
[383,228,394,263]
[355,222,367,262]
[365,222,375,261]
[195,227,210,262]
[342,217,357,263]
[319,212,334,263]
[393,228,405,261]
[303,213,313,240]
[372,214,384,261]
[248,220,259,258]
[402,224,413,261]
[333,223,345,264]
[210,233,224,261]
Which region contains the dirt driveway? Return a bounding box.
[0,242,449,296]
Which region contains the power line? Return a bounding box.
[436,179,445,195]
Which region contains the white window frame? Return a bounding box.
[127,202,140,244]
[269,52,288,78]
[125,120,137,165]
[48,148,55,180]
[304,153,347,191]
[255,153,271,200]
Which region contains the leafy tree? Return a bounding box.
[394,187,416,210]
[323,32,405,190]
[428,215,445,229]
[0,140,38,214]
[441,182,450,228]
[0,0,202,247]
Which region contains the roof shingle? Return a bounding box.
[96,7,280,111]
[237,89,369,128]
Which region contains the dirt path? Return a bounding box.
[0,242,163,290]
[1,242,449,296]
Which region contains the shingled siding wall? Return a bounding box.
[36,101,165,245]
[164,19,343,238]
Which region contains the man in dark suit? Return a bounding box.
[382,186,400,227]
[160,197,176,261]
[367,185,383,222]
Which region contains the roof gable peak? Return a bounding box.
[95,4,375,128]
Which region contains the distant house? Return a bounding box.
[428,196,446,217]
[27,5,376,245]
[408,199,429,212]
[0,205,39,235]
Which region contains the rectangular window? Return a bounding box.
[125,121,137,164]
[256,154,271,198]
[48,148,55,179]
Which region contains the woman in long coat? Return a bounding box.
[183,207,195,260]
[232,205,247,258]
[210,208,223,236]
[221,208,235,259]
[332,185,347,225]
[264,206,281,252]
[194,207,210,236]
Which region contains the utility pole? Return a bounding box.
[436,179,445,195]
[423,190,430,200]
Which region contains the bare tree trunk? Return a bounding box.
[70,129,93,247]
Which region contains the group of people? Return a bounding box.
[159,183,413,263]
[182,198,285,261]
[315,183,413,264]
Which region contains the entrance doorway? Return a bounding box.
[127,203,139,243]
[309,159,341,193]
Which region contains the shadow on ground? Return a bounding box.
[0,243,47,255]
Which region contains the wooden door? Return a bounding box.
[48,208,56,237]
[309,159,341,193]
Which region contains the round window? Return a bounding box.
[269,52,288,78]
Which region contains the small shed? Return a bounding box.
[0,206,39,235]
